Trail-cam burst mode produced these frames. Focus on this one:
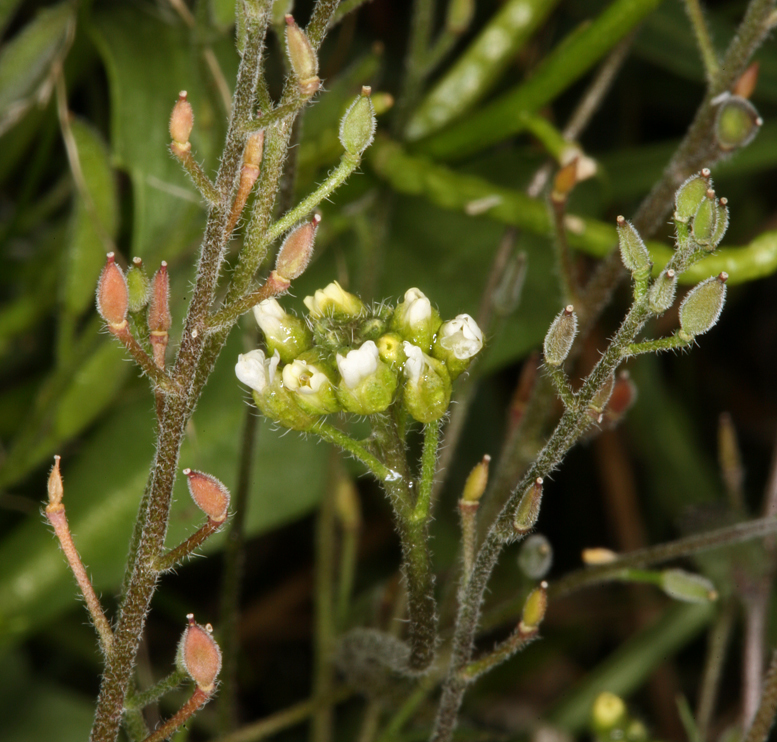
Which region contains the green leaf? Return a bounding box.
[63,118,119,317]
[0,2,74,135]
[90,5,224,261]
[0,331,329,647]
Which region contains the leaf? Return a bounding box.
[0,331,329,646]
[0,2,74,135]
[63,118,119,317]
[90,5,225,262]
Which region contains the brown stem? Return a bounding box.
[142,687,211,742]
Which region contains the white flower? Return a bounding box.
[403,342,429,381]
[337,340,379,389]
[439,314,483,360]
[235,349,280,393]
[283,359,331,396]
[303,280,363,318]
[403,288,432,327]
[253,298,286,339]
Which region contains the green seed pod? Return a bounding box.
[339,87,377,157]
[674,169,711,223]
[513,477,543,535]
[616,216,650,274]
[715,94,762,151]
[678,273,727,340]
[691,190,718,247]
[126,257,150,313]
[543,306,577,367]
[518,533,553,579]
[661,569,718,604]
[648,268,677,315]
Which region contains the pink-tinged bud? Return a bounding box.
[96,253,129,327]
[179,615,222,692]
[733,62,759,99]
[603,371,637,427]
[170,91,194,149]
[275,214,320,281]
[244,129,265,169]
[285,15,320,97]
[183,469,230,523]
[47,455,64,512]
[148,262,171,333]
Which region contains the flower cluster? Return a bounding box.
[235,283,483,428]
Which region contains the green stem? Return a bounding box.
[625,333,693,357]
[413,420,440,522]
[336,521,359,629]
[125,669,187,710]
[683,0,720,82]
[547,365,577,410]
[171,147,220,204]
[459,624,538,682]
[312,420,399,483]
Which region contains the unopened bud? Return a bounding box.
[581,547,619,565]
[715,95,762,151]
[147,262,171,333]
[551,160,578,202]
[178,615,222,692]
[592,692,628,736]
[648,268,677,315]
[47,455,64,511]
[678,273,727,340]
[253,298,313,364]
[603,371,637,427]
[276,214,320,281]
[285,15,319,96]
[446,0,475,34]
[170,91,194,150]
[711,196,729,248]
[733,62,759,99]
[519,581,548,632]
[518,534,553,579]
[675,170,711,223]
[543,306,577,367]
[244,129,264,169]
[661,569,718,603]
[462,455,490,503]
[335,340,398,415]
[377,332,405,368]
[616,216,650,274]
[97,253,129,327]
[304,281,364,319]
[183,469,230,523]
[590,373,615,415]
[391,287,441,352]
[513,477,543,534]
[127,257,150,313]
[691,189,718,247]
[402,342,452,423]
[339,87,376,157]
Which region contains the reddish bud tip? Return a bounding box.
[701,168,711,179]
[132,256,143,267]
[718,272,729,283]
[284,13,294,24]
[97,253,129,327]
[275,215,320,281]
[148,262,171,333]
[733,62,759,99]
[170,92,194,147]
[616,215,626,225]
[47,455,64,511]
[179,616,222,692]
[184,469,230,522]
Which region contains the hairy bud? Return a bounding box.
[674,169,711,223]
[462,454,490,503]
[276,214,320,281]
[679,273,727,340]
[543,306,577,367]
[97,253,129,327]
[169,91,194,151]
[339,87,377,157]
[715,94,762,151]
[183,469,230,523]
[519,581,548,632]
[661,569,718,603]
[648,268,677,315]
[285,15,319,96]
[616,216,650,274]
[513,477,543,535]
[178,615,222,692]
[127,257,150,313]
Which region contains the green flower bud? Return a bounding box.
[616,216,650,274]
[543,306,577,367]
[715,94,762,151]
[711,196,729,248]
[691,189,718,247]
[674,169,711,223]
[253,298,313,364]
[519,581,548,632]
[661,568,718,603]
[377,332,405,369]
[335,340,398,415]
[461,454,490,503]
[127,257,150,313]
[590,372,615,416]
[432,313,484,379]
[513,477,543,535]
[391,287,442,352]
[402,342,452,423]
[235,349,317,431]
[339,87,376,157]
[285,15,320,97]
[518,533,553,579]
[304,281,365,319]
[282,351,341,415]
[678,273,727,341]
[648,268,677,314]
[591,692,628,737]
